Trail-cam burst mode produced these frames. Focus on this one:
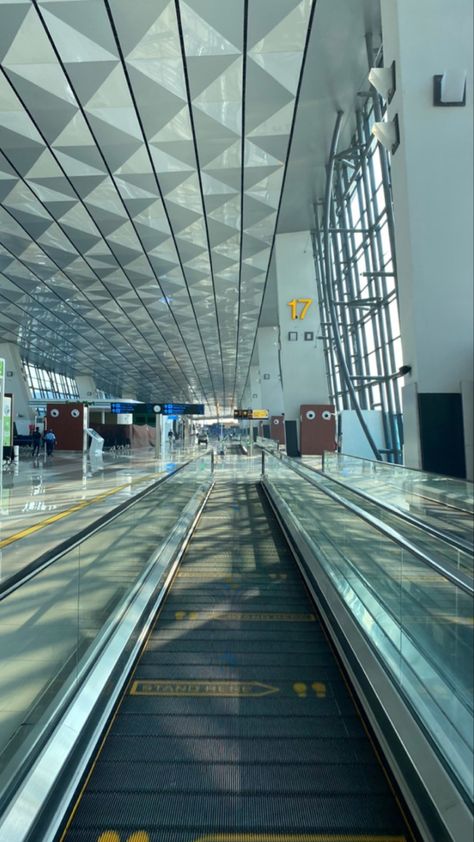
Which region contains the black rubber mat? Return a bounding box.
[62,478,414,842]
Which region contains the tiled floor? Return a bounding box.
[0,445,195,585]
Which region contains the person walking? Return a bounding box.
[32,427,42,457]
[44,429,56,456]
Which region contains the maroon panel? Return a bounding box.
[46,403,84,450]
[270,415,285,445]
[300,404,336,455]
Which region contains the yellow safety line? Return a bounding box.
[0,473,159,549]
[194,835,407,842]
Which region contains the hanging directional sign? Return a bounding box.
[110,402,137,413]
[145,403,205,415]
[111,402,204,416]
[234,409,268,419]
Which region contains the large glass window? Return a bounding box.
[23,362,79,401]
[313,90,403,462]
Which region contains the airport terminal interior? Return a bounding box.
[0,1,473,841]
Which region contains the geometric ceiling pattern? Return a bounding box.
[0,0,314,410]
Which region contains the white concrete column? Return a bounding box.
[75,375,98,402]
[274,232,329,453]
[249,365,262,410]
[241,385,251,411]
[257,327,284,417]
[0,342,33,433]
[381,0,473,476]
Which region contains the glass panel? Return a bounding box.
[264,452,474,800]
[323,452,474,547]
[22,361,79,400]
[0,455,212,787]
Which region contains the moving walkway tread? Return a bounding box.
[60,479,415,842]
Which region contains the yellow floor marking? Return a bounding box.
[173,610,316,622]
[0,473,158,549]
[194,836,406,842]
[193,835,407,842]
[97,834,149,842]
[130,680,279,697]
[292,682,327,699]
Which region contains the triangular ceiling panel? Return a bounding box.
[0,0,315,408]
[179,2,241,57]
[183,0,244,52]
[38,0,119,56]
[40,7,118,63]
[64,60,119,107]
[250,51,303,96]
[126,58,187,102]
[0,4,30,64]
[125,2,181,61]
[151,140,196,170]
[52,112,96,148]
[245,59,295,135]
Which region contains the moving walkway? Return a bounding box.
[0,452,472,842]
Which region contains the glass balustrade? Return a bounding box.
[264,451,474,802]
[323,452,474,548]
[0,454,212,790]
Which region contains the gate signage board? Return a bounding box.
[234,408,269,420]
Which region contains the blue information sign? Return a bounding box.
[145,403,204,416]
[110,402,204,416]
[110,402,138,413]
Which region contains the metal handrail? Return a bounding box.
[298,460,473,557]
[0,451,213,601]
[262,450,474,596]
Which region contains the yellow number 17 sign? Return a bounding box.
[287,298,313,320]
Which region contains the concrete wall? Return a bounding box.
[381,0,473,471]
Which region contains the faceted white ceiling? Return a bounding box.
[0,0,315,410]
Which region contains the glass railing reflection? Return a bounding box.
[263,451,474,801]
[323,452,474,548]
[0,454,212,782]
